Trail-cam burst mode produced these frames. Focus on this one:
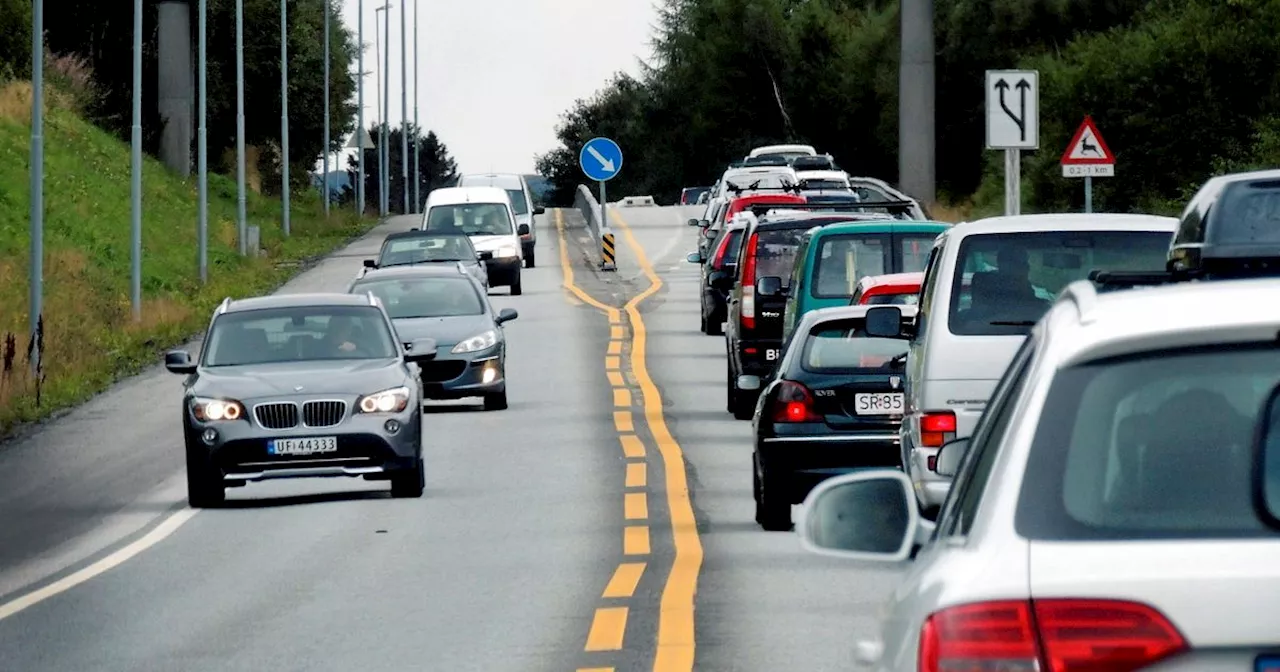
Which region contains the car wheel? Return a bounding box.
[700,310,708,334]
[732,386,756,421]
[754,461,791,531]
[706,310,724,336]
[484,390,508,411]
[726,365,737,413]
[524,247,536,268]
[510,270,523,296]
[390,457,425,498]
[185,446,225,508]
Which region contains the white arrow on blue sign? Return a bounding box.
[579,137,623,182]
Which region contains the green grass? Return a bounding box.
[0,81,376,435]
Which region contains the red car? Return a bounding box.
[850,271,924,306]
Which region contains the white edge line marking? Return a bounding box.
[0,508,199,621]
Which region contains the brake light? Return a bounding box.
[918,599,1187,672]
[740,232,759,330]
[919,411,956,448]
[772,381,822,423]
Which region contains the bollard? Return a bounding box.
[246,225,261,258]
[601,229,617,271]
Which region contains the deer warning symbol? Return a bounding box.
[1061,116,1115,165]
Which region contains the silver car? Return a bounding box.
[799,277,1280,671]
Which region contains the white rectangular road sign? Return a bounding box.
[986,70,1039,150]
[1063,164,1115,178]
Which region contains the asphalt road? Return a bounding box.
[0,206,900,671]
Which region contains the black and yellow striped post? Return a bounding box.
[601,230,617,271]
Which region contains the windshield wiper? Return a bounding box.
[988,320,1037,326]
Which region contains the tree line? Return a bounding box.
[0,0,459,203]
[537,0,1280,215]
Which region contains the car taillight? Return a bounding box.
[919,411,956,448]
[772,381,822,423]
[740,232,759,330]
[918,599,1187,672]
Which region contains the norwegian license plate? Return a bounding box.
[268,436,338,456]
[1257,655,1280,672]
[854,393,905,415]
[765,348,781,361]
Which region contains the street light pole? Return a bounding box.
[412,0,419,213]
[129,0,142,321]
[374,4,383,216]
[235,0,247,254]
[399,0,408,214]
[30,0,45,366]
[382,1,391,216]
[197,0,208,282]
[322,0,330,217]
[356,0,365,217]
[280,0,290,236]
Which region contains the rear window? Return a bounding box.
[814,235,888,297]
[948,230,1170,336]
[506,189,529,215]
[801,318,909,372]
[1017,345,1280,540]
[1214,179,1280,244]
[865,292,917,305]
[753,228,809,285]
[378,235,472,265]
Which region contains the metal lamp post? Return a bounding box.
[412,0,419,213]
[399,0,408,214]
[382,1,391,216]
[30,0,45,363]
[356,0,365,216]
[197,0,208,282]
[280,0,290,236]
[322,0,330,216]
[235,0,247,254]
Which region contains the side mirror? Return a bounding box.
[756,276,783,297]
[477,250,494,261]
[534,206,546,215]
[686,251,703,264]
[687,218,700,227]
[864,306,905,338]
[797,470,928,562]
[699,219,711,228]
[164,349,197,375]
[495,307,518,325]
[402,338,438,363]
[1252,384,1280,530]
[517,224,530,236]
[933,437,969,478]
[363,259,377,269]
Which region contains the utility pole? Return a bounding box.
[322,0,330,216]
[399,0,408,214]
[129,0,142,321]
[280,0,290,236]
[356,0,365,216]
[374,4,384,216]
[899,0,936,205]
[412,0,420,213]
[235,0,247,254]
[382,1,391,216]
[30,0,45,366]
[197,0,208,282]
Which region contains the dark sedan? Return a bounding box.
[348,265,517,410]
[361,230,491,289]
[751,304,916,531]
[163,293,438,507]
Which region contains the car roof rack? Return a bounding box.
[724,182,803,195]
[748,200,917,217]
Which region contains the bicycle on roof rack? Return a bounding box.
[747,201,919,218]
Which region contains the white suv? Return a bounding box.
[455,173,543,268]
[421,186,525,295]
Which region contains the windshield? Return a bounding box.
[1017,345,1280,539]
[505,189,529,215]
[811,233,937,298]
[377,234,473,265]
[948,230,1171,336]
[802,318,910,371]
[425,203,514,236]
[202,306,397,366]
[353,276,484,318]
[753,228,808,285]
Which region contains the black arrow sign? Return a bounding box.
[995,78,1030,142]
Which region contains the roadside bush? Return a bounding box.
[0,0,31,80]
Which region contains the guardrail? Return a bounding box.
[573,184,616,271]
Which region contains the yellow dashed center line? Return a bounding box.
[607,371,625,387]
[607,340,622,355]
[625,462,647,488]
[624,492,648,520]
[613,388,632,407]
[613,411,633,433]
[577,668,614,672]
[605,355,620,370]
[624,526,650,555]
[585,607,630,651]
[602,562,647,599]
[610,326,624,340]
[619,435,645,458]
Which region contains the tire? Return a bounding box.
[726,365,737,413]
[700,309,709,334]
[484,390,509,411]
[390,457,425,498]
[524,247,536,268]
[732,386,756,420]
[185,447,225,508]
[510,270,523,296]
[754,462,791,531]
[706,310,724,336]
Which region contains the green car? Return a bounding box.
[780,220,952,345]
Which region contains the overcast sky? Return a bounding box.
[332,0,659,174]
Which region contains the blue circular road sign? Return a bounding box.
[579,137,624,182]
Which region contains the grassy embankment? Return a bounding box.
[0,81,375,435]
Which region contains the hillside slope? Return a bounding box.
[0,81,374,433]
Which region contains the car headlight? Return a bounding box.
[452,330,497,353]
[357,386,411,414]
[191,397,245,422]
[497,246,519,258]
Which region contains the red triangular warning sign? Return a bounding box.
[1060,116,1114,165]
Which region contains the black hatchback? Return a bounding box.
[751,304,916,531]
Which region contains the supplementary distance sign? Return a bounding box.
[985,70,1039,150]
[579,137,623,182]
[1061,116,1115,177]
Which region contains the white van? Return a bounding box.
[887,213,1178,514]
[420,186,525,295]
[455,173,543,268]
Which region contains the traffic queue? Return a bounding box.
[685,149,1280,667]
